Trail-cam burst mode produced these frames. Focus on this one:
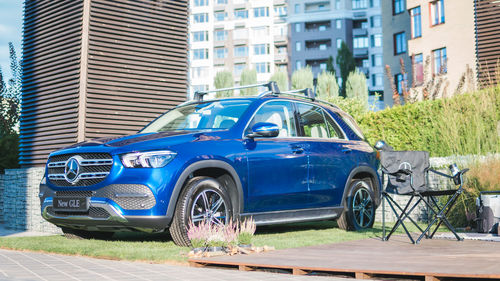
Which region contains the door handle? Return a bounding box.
[291,145,305,154]
[342,147,352,153]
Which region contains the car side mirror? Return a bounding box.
[246,122,280,139]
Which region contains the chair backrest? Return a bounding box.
[380,151,430,194]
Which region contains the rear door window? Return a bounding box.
[297,103,329,138]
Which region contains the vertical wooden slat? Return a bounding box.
[474,0,500,86]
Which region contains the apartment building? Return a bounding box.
[189,0,289,96]
[288,0,384,94]
[381,0,411,106]
[475,0,500,86]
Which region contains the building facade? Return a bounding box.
[188,0,289,96]
[288,0,384,94]
[21,0,189,166]
[381,0,412,106]
[474,0,500,87]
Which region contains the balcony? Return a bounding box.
[353,11,367,18]
[273,35,287,44]
[274,53,288,63]
[273,0,286,5]
[353,48,368,58]
[353,28,368,37]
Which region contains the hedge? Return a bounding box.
[356,86,500,157]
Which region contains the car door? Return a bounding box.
[244,100,310,213]
[296,102,355,207]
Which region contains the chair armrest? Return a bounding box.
[429,169,453,179]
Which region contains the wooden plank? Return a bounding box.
[355,272,372,279]
[292,268,308,275]
[239,265,253,271]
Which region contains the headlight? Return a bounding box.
[121,150,177,168]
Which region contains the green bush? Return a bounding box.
[240,69,257,96]
[357,86,500,157]
[291,67,313,90]
[270,68,289,92]
[214,71,234,98]
[0,133,19,173]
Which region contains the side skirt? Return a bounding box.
[240,207,344,226]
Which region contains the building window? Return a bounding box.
[296,60,302,70]
[335,0,341,9]
[353,37,369,49]
[192,31,208,42]
[371,34,382,47]
[372,54,382,67]
[214,29,227,41]
[371,16,381,28]
[394,32,406,54]
[274,5,287,17]
[320,63,327,71]
[214,11,227,22]
[234,9,248,19]
[252,26,268,38]
[254,7,269,18]
[410,6,422,38]
[336,38,342,49]
[214,48,227,59]
[234,63,246,76]
[295,4,300,13]
[352,0,368,9]
[395,73,404,94]
[362,59,369,68]
[430,0,445,25]
[234,45,248,57]
[193,13,208,23]
[295,23,301,32]
[254,44,269,55]
[370,0,380,7]
[393,0,405,14]
[274,26,287,36]
[336,19,342,29]
[277,46,287,54]
[372,74,383,86]
[255,62,270,73]
[192,67,209,79]
[413,53,424,85]
[194,0,208,7]
[216,0,227,4]
[433,47,447,74]
[193,48,208,60]
[295,41,301,51]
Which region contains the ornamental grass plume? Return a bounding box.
[223,220,239,247]
[206,223,226,248]
[238,218,256,245]
[187,220,209,248]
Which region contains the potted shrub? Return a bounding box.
[187,220,209,253]
[237,218,256,247]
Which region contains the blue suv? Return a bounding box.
[39,82,381,246]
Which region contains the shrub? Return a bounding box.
[214,71,234,98]
[316,71,339,100]
[240,68,257,96]
[270,68,289,92]
[0,133,19,173]
[237,218,256,245]
[291,67,313,90]
[357,85,500,156]
[345,69,368,109]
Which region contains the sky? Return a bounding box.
[0,0,23,80]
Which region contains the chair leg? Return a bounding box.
[382,194,386,241]
[385,195,416,244]
[386,195,426,235]
[427,195,463,241]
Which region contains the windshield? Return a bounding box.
[141,100,252,133]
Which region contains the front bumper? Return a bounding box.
[40,184,172,232]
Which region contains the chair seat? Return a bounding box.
[384,189,458,197]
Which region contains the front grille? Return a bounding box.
[55,190,94,197]
[96,184,156,210]
[47,153,113,187]
[47,207,110,219]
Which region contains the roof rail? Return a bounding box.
[261,88,341,110]
[194,81,280,102]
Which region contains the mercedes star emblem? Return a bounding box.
[64,157,80,184]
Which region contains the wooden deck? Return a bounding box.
[189,236,500,280]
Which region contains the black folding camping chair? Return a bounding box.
[376,142,469,244]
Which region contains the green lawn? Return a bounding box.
[0,221,428,263]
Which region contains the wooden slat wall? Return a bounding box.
[20,0,189,166]
[20,0,83,166]
[85,0,188,139]
[474,0,500,86]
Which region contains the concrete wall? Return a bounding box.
[0,168,60,233]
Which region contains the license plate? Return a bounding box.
[53,197,89,212]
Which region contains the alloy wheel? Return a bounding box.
[190,189,228,226]
[352,187,374,228]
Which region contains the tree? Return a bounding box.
[326,56,336,76]
[239,68,257,96]
[291,66,313,90]
[336,42,355,97]
[214,71,234,98]
[345,69,368,108]
[0,42,22,171]
[270,68,289,92]
[316,71,339,100]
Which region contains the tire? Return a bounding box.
[169,176,233,247]
[62,227,114,240]
[337,180,375,231]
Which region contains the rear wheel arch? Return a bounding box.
[166,160,243,221]
[341,166,381,208]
